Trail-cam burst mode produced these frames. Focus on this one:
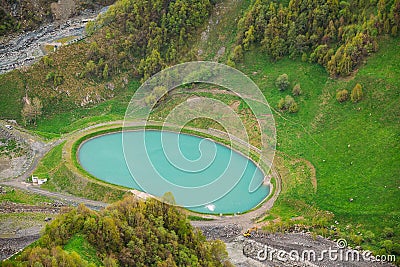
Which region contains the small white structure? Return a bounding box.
[5,125,13,130]
[31,175,47,185]
[37,178,48,185]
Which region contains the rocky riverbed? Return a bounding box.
[0,6,109,75]
[198,224,395,267]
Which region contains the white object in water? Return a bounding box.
[205,204,215,211]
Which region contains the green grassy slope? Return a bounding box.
[238,36,399,252]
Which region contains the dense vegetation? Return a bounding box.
[0,0,213,122]
[2,196,231,266]
[232,0,400,76]
[0,0,399,264]
[84,0,212,80]
[0,0,114,36]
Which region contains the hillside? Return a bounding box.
[1,195,233,266]
[0,0,399,265]
[0,0,114,37]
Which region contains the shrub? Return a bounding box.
[336,89,349,103]
[277,98,285,110]
[275,74,290,91]
[350,83,363,102]
[278,95,299,113]
[232,45,244,62]
[301,53,308,62]
[383,227,394,238]
[46,71,64,86]
[288,101,299,113]
[292,83,302,96]
[42,56,53,67]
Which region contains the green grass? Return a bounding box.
[32,134,126,203]
[55,36,79,44]
[33,141,65,179]
[40,162,126,203]
[0,0,398,259]
[30,79,140,138]
[0,186,53,205]
[188,215,215,221]
[238,36,400,253]
[64,234,102,266]
[0,71,25,120]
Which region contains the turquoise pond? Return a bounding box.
[78,130,270,214]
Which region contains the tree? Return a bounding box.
[153,86,168,101]
[144,93,156,106]
[288,101,299,113]
[162,191,176,205]
[42,56,53,67]
[336,89,349,103]
[103,64,109,79]
[232,45,244,62]
[275,74,290,91]
[278,95,299,113]
[85,60,97,78]
[292,83,302,96]
[351,83,363,102]
[210,240,228,263]
[139,49,163,80]
[242,25,255,50]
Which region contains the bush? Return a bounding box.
[232,45,244,62]
[288,101,299,113]
[278,95,299,113]
[336,89,349,103]
[292,83,302,96]
[350,83,363,102]
[275,74,290,91]
[301,53,308,62]
[42,56,53,67]
[383,227,394,238]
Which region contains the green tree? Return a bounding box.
[85,60,97,78]
[350,83,363,102]
[336,89,349,103]
[103,64,109,80]
[275,74,290,91]
[162,191,176,205]
[144,93,156,106]
[292,83,302,96]
[278,95,299,113]
[210,240,228,263]
[232,45,244,62]
[243,25,255,50]
[42,56,53,67]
